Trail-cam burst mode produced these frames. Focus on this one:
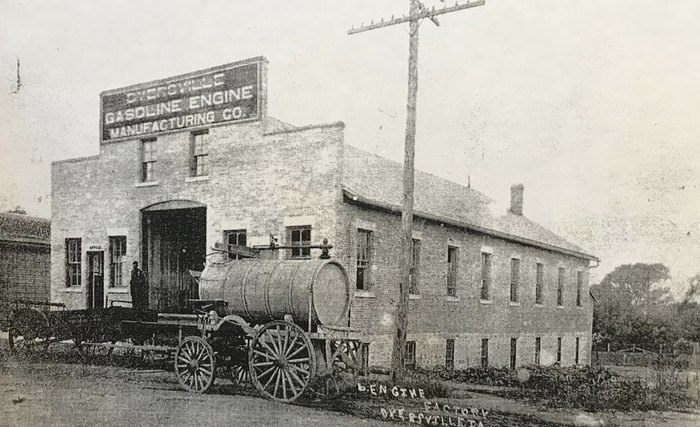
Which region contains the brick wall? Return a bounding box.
[336,202,593,369]
[51,118,593,370]
[51,119,344,309]
[0,242,51,324]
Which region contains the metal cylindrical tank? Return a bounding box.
[198,259,350,327]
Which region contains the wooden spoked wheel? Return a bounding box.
[230,364,250,388]
[8,308,50,356]
[249,321,316,402]
[175,336,217,393]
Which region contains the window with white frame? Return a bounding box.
[66,238,82,287]
[356,229,372,290]
[510,258,520,303]
[557,267,565,306]
[288,226,311,259]
[224,229,247,260]
[576,270,583,306]
[109,236,127,287]
[141,139,156,182]
[190,130,209,177]
[409,238,420,295]
[480,252,491,300]
[447,246,458,297]
[535,262,544,304]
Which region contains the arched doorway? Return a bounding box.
[142,200,206,312]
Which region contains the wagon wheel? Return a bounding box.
[175,336,217,393]
[8,308,50,357]
[249,321,316,403]
[230,364,251,388]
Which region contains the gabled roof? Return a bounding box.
[341,145,597,261]
[0,212,50,246]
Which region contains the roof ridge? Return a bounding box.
[343,144,492,202]
[341,143,597,261]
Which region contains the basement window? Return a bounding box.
[557,337,562,364]
[480,338,489,368]
[405,341,416,369]
[445,339,455,369]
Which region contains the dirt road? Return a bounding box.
[2,347,699,427]
[0,358,379,427]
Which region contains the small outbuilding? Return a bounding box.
[0,212,51,324]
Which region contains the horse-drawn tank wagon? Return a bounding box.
[3,239,366,403]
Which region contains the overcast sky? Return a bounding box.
[1,0,699,292]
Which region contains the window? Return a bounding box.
[224,229,247,260]
[409,238,420,295]
[510,338,518,369]
[510,258,520,303]
[65,238,82,287]
[535,263,544,304]
[356,229,372,290]
[109,236,127,287]
[480,338,489,368]
[557,337,562,364]
[288,226,311,259]
[575,337,580,365]
[480,252,491,300]
[405,341,416,369]
[190,131,209,177]
[576,270,583,306]
[557,267,565,306]
[535,337,541,365]
[141,139,156,182]
[445,339,455,369]
[447,246,458,297]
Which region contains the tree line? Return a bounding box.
[592,263,700,354]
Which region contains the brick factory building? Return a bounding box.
[51,57,598,370]
[0,212,51,325]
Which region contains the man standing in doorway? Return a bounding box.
[130,261,148,310]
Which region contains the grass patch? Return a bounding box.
[425,363,700,412]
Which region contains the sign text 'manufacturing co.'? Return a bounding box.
[101,60,260,142]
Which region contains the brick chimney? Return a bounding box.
[509,184,524,216]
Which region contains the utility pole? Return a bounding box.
[349,0,485,382]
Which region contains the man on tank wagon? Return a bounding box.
[130,261,148,310]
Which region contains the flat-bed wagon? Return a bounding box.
[3,244,367,403]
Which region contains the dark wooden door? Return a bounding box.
[87,251,104,309]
